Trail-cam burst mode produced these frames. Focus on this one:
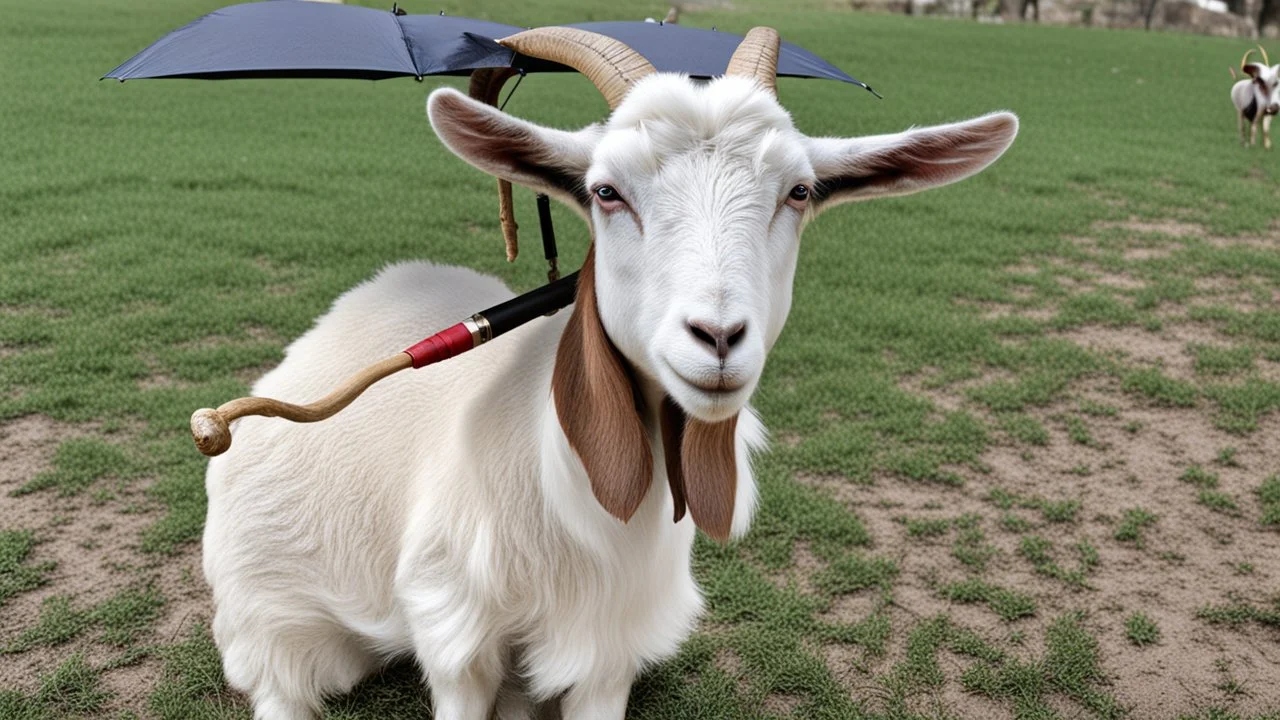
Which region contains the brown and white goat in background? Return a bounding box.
[201,27,1017,720]
[1231,46,1279,149]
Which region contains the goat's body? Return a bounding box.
[203,262,748,719]
[1233,78,1275,149]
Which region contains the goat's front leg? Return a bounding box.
[426,655,505,720]
[560,678,633,720]
[1251,116,1259,146]
[1240,112,1249,145]
[1265,114,1273,150]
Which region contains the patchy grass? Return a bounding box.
[0,530,55,606]
[962,613,1123,718]
[1180,465,1220,489]
[1114,508,1158,548]
[1125,611,1160,647]
[1122,369,1198,408]
[1197,596,1280,630]
[940,578,1037,622]
[1198,489,1240,515]
[0,654,111,719]
[1191,344,1255,376]
[1259,475,1280,527]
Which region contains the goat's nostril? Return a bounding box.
[687,320,748,361]
[725,322,747,349]
[688,322,718,350]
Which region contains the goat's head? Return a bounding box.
[1243,47,1280,116]
[427,28,1017,539]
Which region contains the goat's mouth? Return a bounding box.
[674,371,748,395]
[661,360,755,422]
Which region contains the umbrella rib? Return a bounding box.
[393,14,423,78]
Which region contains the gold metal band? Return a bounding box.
[465,314,493,345]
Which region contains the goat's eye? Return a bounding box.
[595,185,622,204]
[786,184,811,209]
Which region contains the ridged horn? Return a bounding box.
[498,27,656,110]
[725,27,780,96]
[1259,45,1271,67]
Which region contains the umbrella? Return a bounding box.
[103,2,873,93]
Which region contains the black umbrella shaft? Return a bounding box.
[480,270,578,338]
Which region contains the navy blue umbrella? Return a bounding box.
[104,1,874,94]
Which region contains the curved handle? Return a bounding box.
[190,352,412,457]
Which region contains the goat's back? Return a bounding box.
[203,261,566,645]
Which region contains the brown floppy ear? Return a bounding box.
[552,246,653,522]
[661,399,739,542]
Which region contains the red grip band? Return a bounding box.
[404,323,474,369]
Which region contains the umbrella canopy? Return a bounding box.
[103,1,874,93]
[105,2,521,80]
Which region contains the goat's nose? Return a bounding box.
[687,319,747,360]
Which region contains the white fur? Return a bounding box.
[205,72,1018,719]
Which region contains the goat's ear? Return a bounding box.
[806,112,1018,210]
[552,246,654,524]
[1243,63,1266,79]
[427,87,600,211]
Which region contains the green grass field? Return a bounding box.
[2,0,1279,718]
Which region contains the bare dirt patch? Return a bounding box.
[1055,322,1229,381]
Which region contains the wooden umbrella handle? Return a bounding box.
[190,353,412,457]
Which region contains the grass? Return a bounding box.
[1180,465,1220,488]
[941,578,1038,622]
[3,0,1280,715]
[0,530,55,606]
[1124,611,1160,646]
[1259,475,1280,526]
[1114,507,1158,548]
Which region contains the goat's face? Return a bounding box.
[586,76,808,422]
[1242,52,1280,115]
[1254,65,1280,115]
[429,75,1017,423]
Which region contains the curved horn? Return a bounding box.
[498,27,656,110]
[469,68,522,262]
[1259,45,1271,67]
[1242,49,1258,74]
[725,27,781,96]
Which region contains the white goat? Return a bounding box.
[1231,47,1279,149]
[202,27,1017,720]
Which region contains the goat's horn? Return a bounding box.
[1259,45,1271,67]
[1242,49,1257,71]
[726,27,781,96]
[498,27,655,110]
[469,68,522,262]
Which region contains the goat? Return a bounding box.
[202,26,1017,720]
[1231,46,1279,149]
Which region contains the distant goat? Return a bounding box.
[202,26,1017,720]
[1231,46,1279,149]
